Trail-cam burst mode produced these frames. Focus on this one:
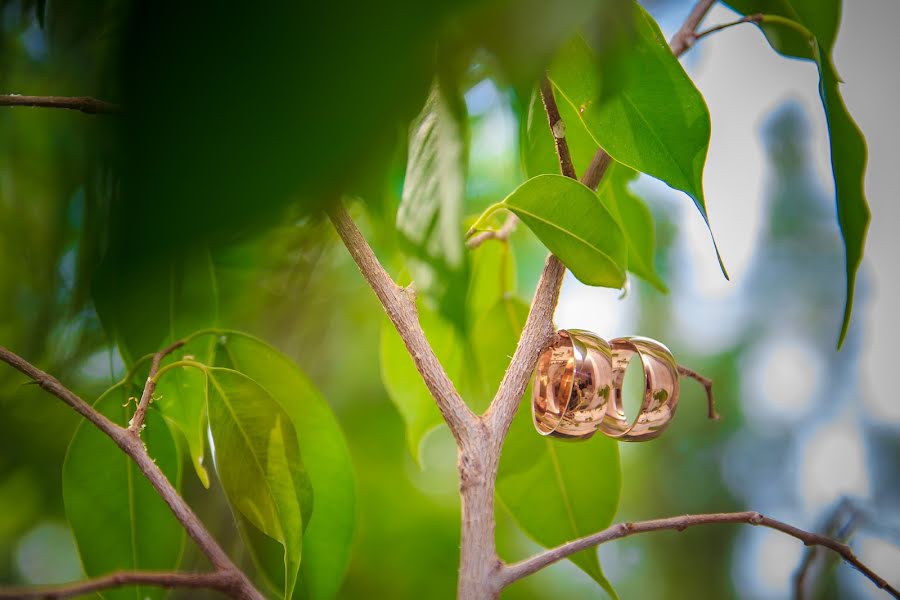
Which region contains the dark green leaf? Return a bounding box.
[722,5,869,346]
[598,163,667,292]
[206,367,312,599]
[548,4,726,275]
[472,174,627,288]
[215,332,356,600]
[63,385,184,600]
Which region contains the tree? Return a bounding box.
[0,0,894,599]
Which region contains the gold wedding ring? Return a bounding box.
[532,331,680,442]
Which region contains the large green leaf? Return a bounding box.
[398,81,467,271]
[548,4,725,274]
[206,367,313,599]
[723,3,868,346]
[472,298,530,400]
[380,303,464,462]
[215,332,356,600]
[598,163,667,292]
[63,385,184,600]
[472,174,627,288]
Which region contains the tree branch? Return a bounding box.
[668,0,717,57]
[0,347,264,600]
[327,204,480,446]
[678,364,720,420]
[499,512,899,597]
[466,214,518,249]
[694,13,764,43]
[0,570,239,599]
[0,94,121,114]
[128,340,185,434]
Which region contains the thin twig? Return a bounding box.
[794,499,862,600]
[539,75,576,179]
[678,364,720,420]
[0,347,264,600]
[466,214,518,249]
[327,203,480,447]
[499,511,899,597]
[0,570,237,599]
[695,14,764,43]
[0,94,121,114]
[669,0,718,57]
[128,339,185,434]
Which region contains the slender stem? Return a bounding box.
[668,0,717,57]
[128,340,185,434]
[539,75,576,179]
[695,14,764,42]
[794,499,861,600]
[678,364,720,420]
[0,347,264,600]
[327,203,479,447]
[466,215,518,249]
[499,512,899,597]
[0,94,121,114]
[0,571,239,599]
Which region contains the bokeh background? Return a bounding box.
[1,1,898,598]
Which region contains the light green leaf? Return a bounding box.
[155,336,216,488]
[398,81,467,270]
[723,4,869,346]
[206,367,313,599]
[472,298,530,400]
[379,304,464,463]
[473,174,626,288]
[598,163,667,292]
[63,385,184,600]
[215,332,356,600]
[548,4,726,275]
[466,241,516,333]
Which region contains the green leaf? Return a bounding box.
[215,332,356,600]
[722,5,869,346]
[155,336,217,488]
[379,304,464,463]
[206,367,313,599]
[473,174,627,288]
[63,385,184,600]
[548,4,726,276]
[498,411,621,598]
[398,81,467,271]
[472,298,530,400]
[597,163,667,292]
[465,241,517,332]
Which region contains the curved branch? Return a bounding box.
[466,214,518,249]
[327,203,480,446]
[678,364,720,420]
[0,347,264,600]
[0,94,120,114]
[128,339,185,434]
[499,511,899,597]
[0,571,238,599]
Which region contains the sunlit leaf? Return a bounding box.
[206,367,312,599]
[548,4,725,275]
[379,304,464,463]
[62,385,184,600]
[398,81,467,271]
[597,163,667,292]
[215,332,356,600]
[499,407,621,599]
[723,3,869,346]
[472,174,626,288]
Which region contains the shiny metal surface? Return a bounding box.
[532,329,613,439]
[599,336,680,441]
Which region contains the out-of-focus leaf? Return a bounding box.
[398,81,467,272]
[94,249,218,365]
[548,4,726,275]
[472,174,626,288]
[155,336,216,488]
[379,304,464,463]
[215,332,356,600]
[465,240,516,328]
[723,5,868,346]
[598,163,667,292]
[471,297,529,404]
[206,367,312,599]
[62,385,184,600]
[499,395,621,598]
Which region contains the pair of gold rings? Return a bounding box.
[532,330,688,441]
